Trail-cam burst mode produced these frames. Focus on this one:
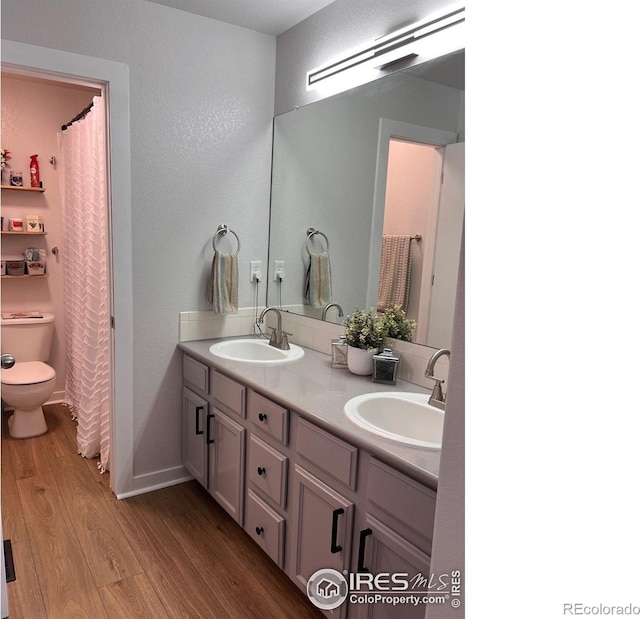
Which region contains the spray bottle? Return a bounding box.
[30,154,40,188]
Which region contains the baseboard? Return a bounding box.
[116,464,193,499]
[47,391,66,405]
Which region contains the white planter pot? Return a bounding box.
[347,345,377,376]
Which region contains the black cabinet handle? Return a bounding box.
[257,466,266,476]
[206,413,215,445]
[331,508,345,554]
[195,406,204,435]
[258,412,268,422]
[357,528,373,572]
[255,526,264,536]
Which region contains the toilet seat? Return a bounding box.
[1,361,56,385]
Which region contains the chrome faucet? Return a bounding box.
[425,349,450,410]
[258,307,290,350]
[321,302,343,321]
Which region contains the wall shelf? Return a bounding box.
[1,185,46,192]
[1,274,48,280]
[1,231,47,236]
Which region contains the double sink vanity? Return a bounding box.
[178,333,444,618]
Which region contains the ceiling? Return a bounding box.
[144,0,337,36]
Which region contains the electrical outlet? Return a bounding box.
[250,260,262,282]
[273,261,285,281]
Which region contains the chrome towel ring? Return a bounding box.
[305,227,329,256]
[212,224,240,255]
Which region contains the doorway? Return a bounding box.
[1,40,134,497]
[381,138,443,343]
[369,118,458,346]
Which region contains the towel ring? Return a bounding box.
[212,224,240,255]
[305,227,329,256]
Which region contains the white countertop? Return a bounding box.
[178,337,440,490]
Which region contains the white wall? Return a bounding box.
[1,75,96,400]
[1,0,276,480]
[275,0,462,114]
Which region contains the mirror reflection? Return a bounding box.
[267,50,464,349]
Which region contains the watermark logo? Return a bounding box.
[306,569,462,610]
[307,568,349,610]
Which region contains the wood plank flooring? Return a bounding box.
[1,404,323,618]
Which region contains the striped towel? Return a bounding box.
[207,251,238,314]
[377,235,412,311]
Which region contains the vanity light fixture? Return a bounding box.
[306,5,465,95]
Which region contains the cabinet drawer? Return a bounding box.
[367,458,437,544]
[245,489,285,568]
[183,355,209,395]
[211,370,245,418]
[247,390,289,445]
[296,419,357,490]
[248,435,288,508]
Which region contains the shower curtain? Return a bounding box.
[59,95,111,472]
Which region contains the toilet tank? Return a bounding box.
[1,313,55,362]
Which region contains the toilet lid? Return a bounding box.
[1,361,56,385]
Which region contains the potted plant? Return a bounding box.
[380,304,416,342]
[343,307,386,375]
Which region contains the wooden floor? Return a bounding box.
[1,404,323,619]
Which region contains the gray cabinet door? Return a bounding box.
[290,466,353,595]
[183,387,208,486]
[350,514,431,619]
[207,409,246,526]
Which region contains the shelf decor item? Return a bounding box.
[0,148,10,183]
[30,154,40,188]
[9,171,23,187]
[8,218,24,232]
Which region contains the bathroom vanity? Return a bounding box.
[178,338,440,618]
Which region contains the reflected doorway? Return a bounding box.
[380,138,444,344]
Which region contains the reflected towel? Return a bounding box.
[304,251,332,308]
[377,235,412,312]
[207,251,238,314]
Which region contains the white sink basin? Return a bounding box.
[344,391,444,449]
[208,338,304,365]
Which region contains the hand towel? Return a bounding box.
[377,235,412,312]
[207,250,238,314]
[304,251,332,308]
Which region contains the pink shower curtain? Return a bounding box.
[59,95,111,472]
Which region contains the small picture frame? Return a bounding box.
[26,215,44,232]
[10,171,23,186]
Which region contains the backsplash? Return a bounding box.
[179,308,449,392]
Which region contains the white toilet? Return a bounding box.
[1,313,56,438]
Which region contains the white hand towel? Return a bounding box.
[207,251,238,314]
[305,251,332,309]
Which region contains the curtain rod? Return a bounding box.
[61,101,94,131]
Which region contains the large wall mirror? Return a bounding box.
[266,50,464,349]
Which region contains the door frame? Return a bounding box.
[368,118,457,317]
[1,40,134,497]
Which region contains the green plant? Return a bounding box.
[380,304,416,342]
[343,307,386,351]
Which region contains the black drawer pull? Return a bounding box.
[331,508,345,553]
[195,406,204,435]
[258,412,268,422]
[357,528,373,572]
[206,413,215,445]
[257,466,266,476]
[255,526,264,536]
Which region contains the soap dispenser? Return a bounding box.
[372,348,401,385]
[331,335,348,368]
